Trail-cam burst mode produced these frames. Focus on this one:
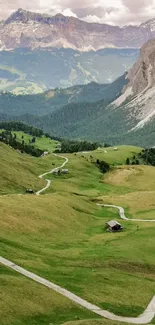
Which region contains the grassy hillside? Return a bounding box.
[100,164,155,220]
[1,194,155,321]
[1,143,155,324]
[1,265,96,325]
[0,142,63,195]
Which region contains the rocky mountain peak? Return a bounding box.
[2,9,155,52]
[123,39,155,96]
[140,18,155,31]
[4,8,71,25]
[112,39,155,132]
[5,8,30,24]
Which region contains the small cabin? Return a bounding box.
[106,220,123,232]
[53,169,60,176]
[41,151,49,157]
[61,169,69,174]
[26,189,34,194]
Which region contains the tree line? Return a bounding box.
[0,121,62,141]
[0,130,44,157]
[139,148,155,166]
[0,121,44,137]
[55,139,102,153]
[125,148,155,166]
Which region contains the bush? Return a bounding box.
[96,159,110,173]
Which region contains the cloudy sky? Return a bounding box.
[1,0,155,26]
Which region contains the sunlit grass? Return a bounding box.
[1,143,155,324]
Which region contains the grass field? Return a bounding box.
[62,320,155,325]
[78,146,142,166]
[1,143,155,324]
[99,165,155,220]
[1,265,96,325]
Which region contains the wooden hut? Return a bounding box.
[106,220,123,232]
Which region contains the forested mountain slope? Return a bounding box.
[0,74,127,116]
[2,42,155,147]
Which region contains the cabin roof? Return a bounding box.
[106,220,121,228]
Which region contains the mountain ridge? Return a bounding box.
[1,8,155,51]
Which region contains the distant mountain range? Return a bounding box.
[1,39,155,147]
[0,47,138,94]
[1,8,155,52]
[5,9,155,93]
[1,10,155,147]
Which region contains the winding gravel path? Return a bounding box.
[97,204,155,222]
[36,154,68,195]
[1,154,155,323]
[0,256,155,324]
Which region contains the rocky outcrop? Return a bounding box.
[1,9,155,51]
[125,40,155,95]
[113,39,155,131]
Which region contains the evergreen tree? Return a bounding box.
[126,158,130,165]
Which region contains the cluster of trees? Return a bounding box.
[126,156,140,165]
[0,121,44,137]
[140,148,155,166]
[0,130,44,157]
[96,159,110,173]
[55,140,101,153]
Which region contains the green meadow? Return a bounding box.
[9,130,60,152]
[78,146,142,165]
[0,143,155,325]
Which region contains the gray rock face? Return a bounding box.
[113,39,155,133]
[1,9,155,51]
[126,39,155,95]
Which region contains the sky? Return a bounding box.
[1,0,155,26]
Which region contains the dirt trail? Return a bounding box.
[97,204,155,222]
[36,154,68,195]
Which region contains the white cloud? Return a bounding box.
[83,15,100,23]
[62,8,77,18]
[1,0,155,26]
